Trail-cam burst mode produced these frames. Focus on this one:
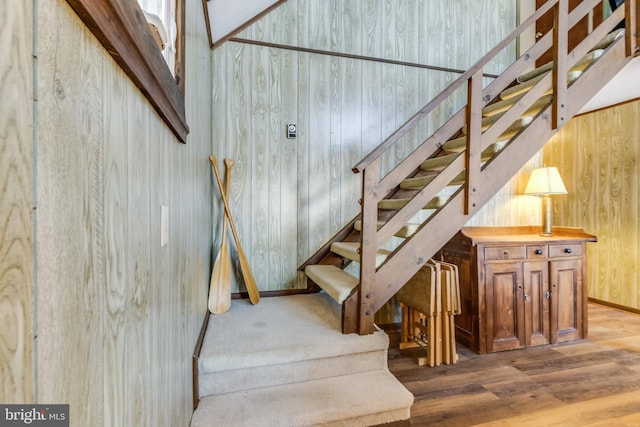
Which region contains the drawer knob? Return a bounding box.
[535,249,543,255]
[564,248,572,254]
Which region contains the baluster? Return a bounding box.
[552,0,568,130]
[627,0,639,56]
[465,70,483,215]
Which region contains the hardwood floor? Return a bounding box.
[385,303,640,426]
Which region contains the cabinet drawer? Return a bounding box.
[527,245,547,259]
[484,246,526,261]
[549,243,582,258]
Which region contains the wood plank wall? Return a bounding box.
[211,0,525,299]
[0,0,212,424]
[0,0,34,404]
[544,99,640,310]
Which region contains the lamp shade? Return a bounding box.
[524,167,568,195]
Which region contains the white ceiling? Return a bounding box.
[579,56,640,114]
[205,0,281,46]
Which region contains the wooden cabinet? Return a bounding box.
[437,226,596,354]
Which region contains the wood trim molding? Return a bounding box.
[202,0,288,50]
[65,0,189,143]
[230,37,501,79]
[588,298,640,315]
[192,310,210,409]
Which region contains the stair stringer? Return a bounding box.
[370,36,630,312]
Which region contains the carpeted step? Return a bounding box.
[378,194,449,211]
[330,241,390,267]
[197,294,393,398]
[191,369,413,427]
[353,220,420,238]
[305,264,358,304]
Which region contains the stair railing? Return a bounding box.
[351,0,638,335]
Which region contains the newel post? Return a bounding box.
[552,0,568,130]
[358,160,380,335]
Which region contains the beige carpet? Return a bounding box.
[192,293,413,426]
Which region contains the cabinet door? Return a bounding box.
[550,259,584,343]
[523,261,550,347]
[485,262,525,352]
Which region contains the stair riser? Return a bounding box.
[199,349,388,397]
[320,407,411,427]
[192,369,413,427]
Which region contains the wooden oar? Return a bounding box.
[209,156,260,305]
[208,159,234,314]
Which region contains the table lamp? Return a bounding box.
[524,166,567,236]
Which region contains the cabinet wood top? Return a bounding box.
[458,226,597,244]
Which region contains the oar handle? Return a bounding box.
[223,159,234,223]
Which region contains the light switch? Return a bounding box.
[161,205,169,247]
[287,123,297,139]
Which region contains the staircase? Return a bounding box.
[300,0,639,335]
[191,2,638,425]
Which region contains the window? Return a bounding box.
[65,0,188,143]
[137,0,178,75]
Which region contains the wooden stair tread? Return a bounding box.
[401,170,466,190]
[501,68,582,100]
[516,48,605,84]
[442,136,509,159]
[516,62,552,84]
[330,241,391,267]
[379,195,449,211]
[462,114,533,136]
[592,27,625,51]
[304,265,358,304]
[483,92,525,117]
[420,153,460,171]
[400,173,436,190]
[483,93,553,118]
[354,220,420,239]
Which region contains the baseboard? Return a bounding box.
[589,297,640,315]
[231,284,321,300]
[192,310,211,410]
